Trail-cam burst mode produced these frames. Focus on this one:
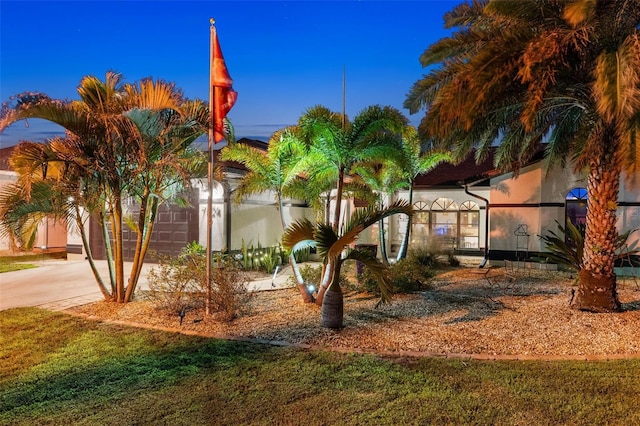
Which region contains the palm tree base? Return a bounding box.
[321,288,344,329]
[572,269,622,313]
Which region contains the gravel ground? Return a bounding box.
[68,267,640,358]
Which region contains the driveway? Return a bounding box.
[0,259,295,311]
[0,259,154,311]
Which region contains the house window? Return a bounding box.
[459,201,480,249]
[411,201,430,245]
[566,188,587,234]
[431,198,458,249]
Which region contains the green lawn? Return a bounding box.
[0,251,67,273]
[1,308,639,425]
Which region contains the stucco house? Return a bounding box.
[381,149,640,268]
[3,141,639,269]
[64,138,314,261]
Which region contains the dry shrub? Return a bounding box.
[147,254,203,315]
[147,246,253,322]
[207,256,253,321]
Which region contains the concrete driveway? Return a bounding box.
[0,259,295,311]
[0,259,155,311]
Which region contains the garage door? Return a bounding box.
[89,191,199,262]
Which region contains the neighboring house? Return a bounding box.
[0,146,67,253]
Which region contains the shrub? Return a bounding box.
[206,254,254,321]
[405,243,440,269]
[146,253,203,316]
[147,245,253,322]
[238,239,285,274]
[389,257,435,293]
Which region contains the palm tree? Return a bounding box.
[283,200,413,328]
[351,159,407,264]
[0,136,118,299]
[0,72,208,303]
[404,0,640,312]
[296,104,408,304]
[394,127,452,261]
[219,128,315,302]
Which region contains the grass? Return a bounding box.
[1,309,639,425]
[0,251,66,273]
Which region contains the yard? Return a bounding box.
[2,266,640,425]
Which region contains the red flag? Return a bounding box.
[210,23,237,143]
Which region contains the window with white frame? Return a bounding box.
[459,200,480,249]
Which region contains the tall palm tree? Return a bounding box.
[283,200,413,328]
[219,128,315,302]
[351,159,408,264]
[0,72,208,303]
[394,127,452,261]
[404,0,640,312]
[296,104,408,305]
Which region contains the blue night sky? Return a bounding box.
[0,0,456,148]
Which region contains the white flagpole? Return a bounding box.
[206,19,215,316]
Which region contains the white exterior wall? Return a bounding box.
[490,164,542,253]
[197,179,314,252]
[0,171,16,251]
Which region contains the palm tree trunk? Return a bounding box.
[396,183,414,261]
[99,209,116,296]
[377,199,388,264]
[110,195,125,303]
[278,193,314,303]
[125,193,157,302]
[289,255,315,303]
[320,260,344,328]
[333,170,345,229]
[315,260,334,306]
[378,221,388,264]
[572,140,621,312]
[75,205,113,301]
[324,193,331,225]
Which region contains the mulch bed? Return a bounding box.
[68,266,640,358]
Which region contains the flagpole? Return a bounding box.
[342,64,346,129]
[206,18,215,316]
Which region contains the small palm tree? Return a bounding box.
[351,160,408,264]
[283,200,413,328]
[297,104,408,228]
[295,104,408,305]
[219,128,315,302]
[394,127,451,261]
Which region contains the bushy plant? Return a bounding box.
[538,220,584,271]
[207,254,254,321]
[405,243,440,269]
[389,257,435,293]
[146,253,204,316]
[238,239,284,274]
[291,246,311,263]
[539,220,638,272]
[146,244,253,322]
